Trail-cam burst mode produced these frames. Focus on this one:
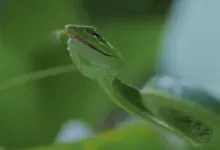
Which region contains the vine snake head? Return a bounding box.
[59,24,124,79]
[64,24,124,60]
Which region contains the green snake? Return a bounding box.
[58,24,216,147]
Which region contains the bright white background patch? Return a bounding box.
[54,119,94,143]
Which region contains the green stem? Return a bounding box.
[0,64,76,90]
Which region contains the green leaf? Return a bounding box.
[26,122,164,150]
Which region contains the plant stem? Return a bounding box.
[0,64,76,90]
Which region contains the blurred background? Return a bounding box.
[0,0,172,148]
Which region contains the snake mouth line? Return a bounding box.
[78,37,114,57]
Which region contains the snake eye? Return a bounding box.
[90,30,106,45]
[91,31,100,39]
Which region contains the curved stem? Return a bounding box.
[0,64,76,90]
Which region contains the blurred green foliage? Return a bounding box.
[0,0,170,148]
[27,121,164,150]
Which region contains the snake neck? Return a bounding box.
[97,75,152,117]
